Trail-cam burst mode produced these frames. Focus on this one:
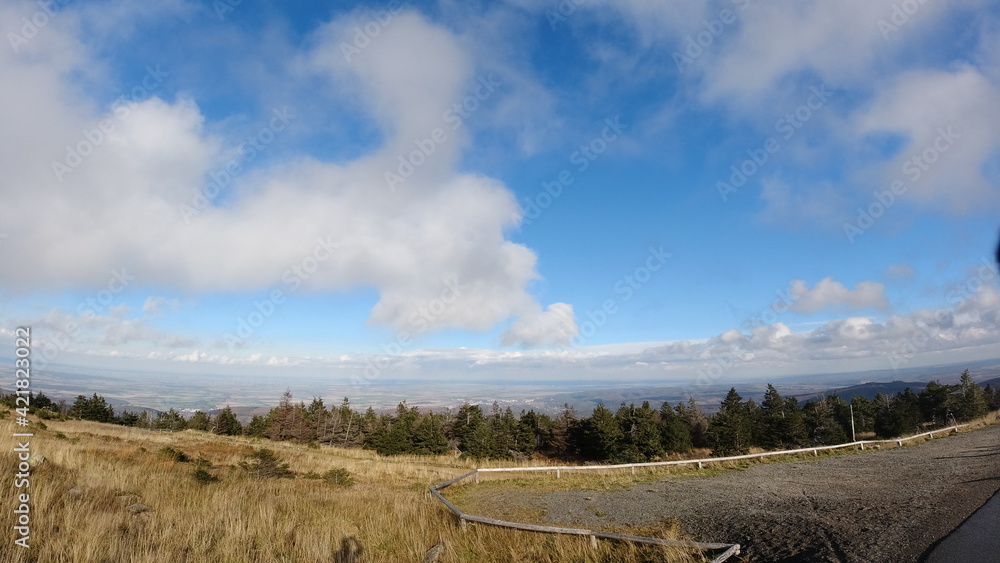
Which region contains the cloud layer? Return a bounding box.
[0,4,576,345]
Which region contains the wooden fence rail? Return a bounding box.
[429,470,741,561]
[475,424,967,479]
[428,424,966,561]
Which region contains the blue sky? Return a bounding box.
[1,0,999,391]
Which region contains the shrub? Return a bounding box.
[238,448,293,479]
[159,446,189,463]
[53,432,67,440]
[34,421,47,430]
[322,468,354,487]
[192,468,219,484]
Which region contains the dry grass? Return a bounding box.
[0,415,703,562]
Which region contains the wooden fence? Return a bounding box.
[428,424,966,561]
[429,470,741,562]
[474,424,967,480]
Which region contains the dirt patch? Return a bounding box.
[456,425,1000,562]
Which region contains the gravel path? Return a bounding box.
[475,425,1000,562]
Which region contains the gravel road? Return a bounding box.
[476,425,1000,562]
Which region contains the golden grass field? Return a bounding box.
[0,414,704,563]
[8,410,994,562]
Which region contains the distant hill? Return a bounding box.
[804,381,929,402]
[810,375,1000,402]
[981,377,1000,389]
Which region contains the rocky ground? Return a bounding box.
[463,424,1000,562]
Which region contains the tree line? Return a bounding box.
[4,370,997,462]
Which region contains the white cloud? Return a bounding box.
[853,65,1000,213]
[789,278,889,314]
[143,296,180,315]
[501,302,578,347]
[0,6,576,346]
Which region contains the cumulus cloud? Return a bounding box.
[853,65,1000,213]
[789,278,889,314]
[501,303,578,347]
[143,296,179,315]
[0,5,576,346]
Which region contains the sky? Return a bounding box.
[1,0,999,393]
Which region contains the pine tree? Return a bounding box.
[658,402,692,453]
[707,388,751,456]
[957,370,988,421]
[187,410,211,431]
[213,406,243,436]
[918,381,953,426]
[412,413,449,455]
[850,396,876,434]
[245,415,268,437]
[679,398,709,448]
[759,385,806,449]
[577,403,622,461]
[547,404,577,457]
[802,399,846,445]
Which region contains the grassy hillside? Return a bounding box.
[0,414,701,563]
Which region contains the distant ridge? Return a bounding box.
[804,381,928,402]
